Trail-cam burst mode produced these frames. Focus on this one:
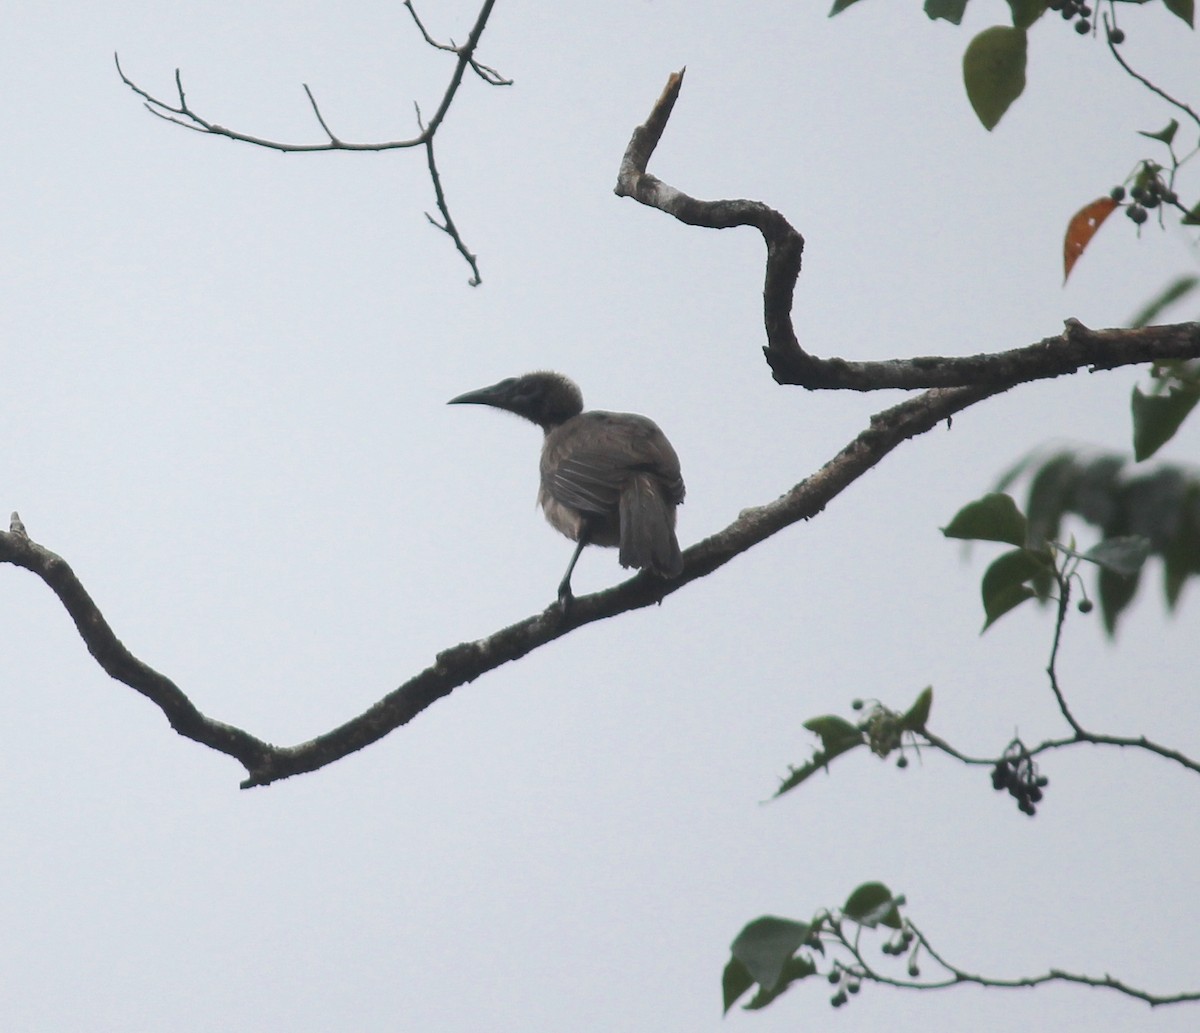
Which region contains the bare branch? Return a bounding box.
[3,325,1196,788]
[1104,16,1200,137]
[114,0,503,282]
[423,137,481,286]
[403,0,512,86]
[835,917,1200,1007]
[614,72,1200,390]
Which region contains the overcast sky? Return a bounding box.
[2,1,1198,1031]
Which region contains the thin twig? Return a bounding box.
[830,914,1200,1007]
[1104,15,1200,136]
[114,0,503,283]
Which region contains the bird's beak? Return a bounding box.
[447,379,514,408]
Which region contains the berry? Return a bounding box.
[1109,186,1125,202]
[1075,18,1090,34]
[847,981,861,995]
[828,970,840,985]
[1109,27,1125,44]
[1077,598,1093,613]
[851,698,864,710]
[1128,205,1149,225]
[896,755,909,769]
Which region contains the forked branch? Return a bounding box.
[114,0,505,284]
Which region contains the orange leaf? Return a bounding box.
[1063,196,1118,283]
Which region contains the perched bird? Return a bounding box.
[448,371,685,603]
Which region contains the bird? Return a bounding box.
[448,371,685,605]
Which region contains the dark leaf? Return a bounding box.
[843,882,902,929]
[743,956,817,1010]
[1099,565,1142,636]
[926,0,969,23]
[962,26,1028,131]
[1183,201,1200,227]
[943,492,1028,546]
[901,686,933,731]
[1084,536,1151,577]
[1138,119,1181,146]
[829,0,868,13]
[1007,0,1047,28]
[722,957,755,1014]
[1063,197,1118,282]
[1132,383,1200,460]
[981,548,1046,629]
[730,917,811,994]
[1163,0,1194,28]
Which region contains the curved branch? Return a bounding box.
[3,326,1196,789]
[114,0,504,282]
[836,919,1200,1007]
[613,70,1200,389]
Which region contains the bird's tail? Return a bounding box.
[619,474,683,577]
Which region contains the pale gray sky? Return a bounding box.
[2,2,1198,1031]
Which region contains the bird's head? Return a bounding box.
[448,371,584,431]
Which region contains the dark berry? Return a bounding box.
[1109,186,1125,202]
[1128,205,1148,225]
[828,970,840,985]
[848,981,861,994]
[1078,598,1094,613]
[1075,18,1090,33]
[1109,27,1125,44]
[1164,189,1179,205]
[1131,186,1147,202]
[896,755,908,769]
[851,698,864,710]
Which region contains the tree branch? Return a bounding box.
[2,325,1195,789]
[114,0,505,282]
[834,918,1200,1007]
[613,70,1200,389]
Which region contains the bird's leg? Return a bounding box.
[557,531,590,612]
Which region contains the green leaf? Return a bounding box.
[722,957,755,1014]
[1132,383,1200,460]
[1128,275,1199,328]
[843,882,902,929]
[1007,0,1047,28]
[743,956,818,1010]
[925,0,969,23]
[942,492,1028,546]
[803,715,862,752]
[1183,201,1200,226]
[1163,0,1195,27]
[901,686,933,731]
[1138,119,1180,146]
[981,548,1045,629]
[829,0,868,14]
[1099,565,1142,636]
[962,26,1028,131]
[1085,536,1151,577]
[730,917,811,994]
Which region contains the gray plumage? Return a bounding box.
[448,371,685,601]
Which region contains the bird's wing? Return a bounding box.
[542,412,685,516]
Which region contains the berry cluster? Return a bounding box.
[880,927,914,958]
[991,742,1049,816]
[1110,179,1179,227]
[1048,0,1094,35]
[826,966,861,1008]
